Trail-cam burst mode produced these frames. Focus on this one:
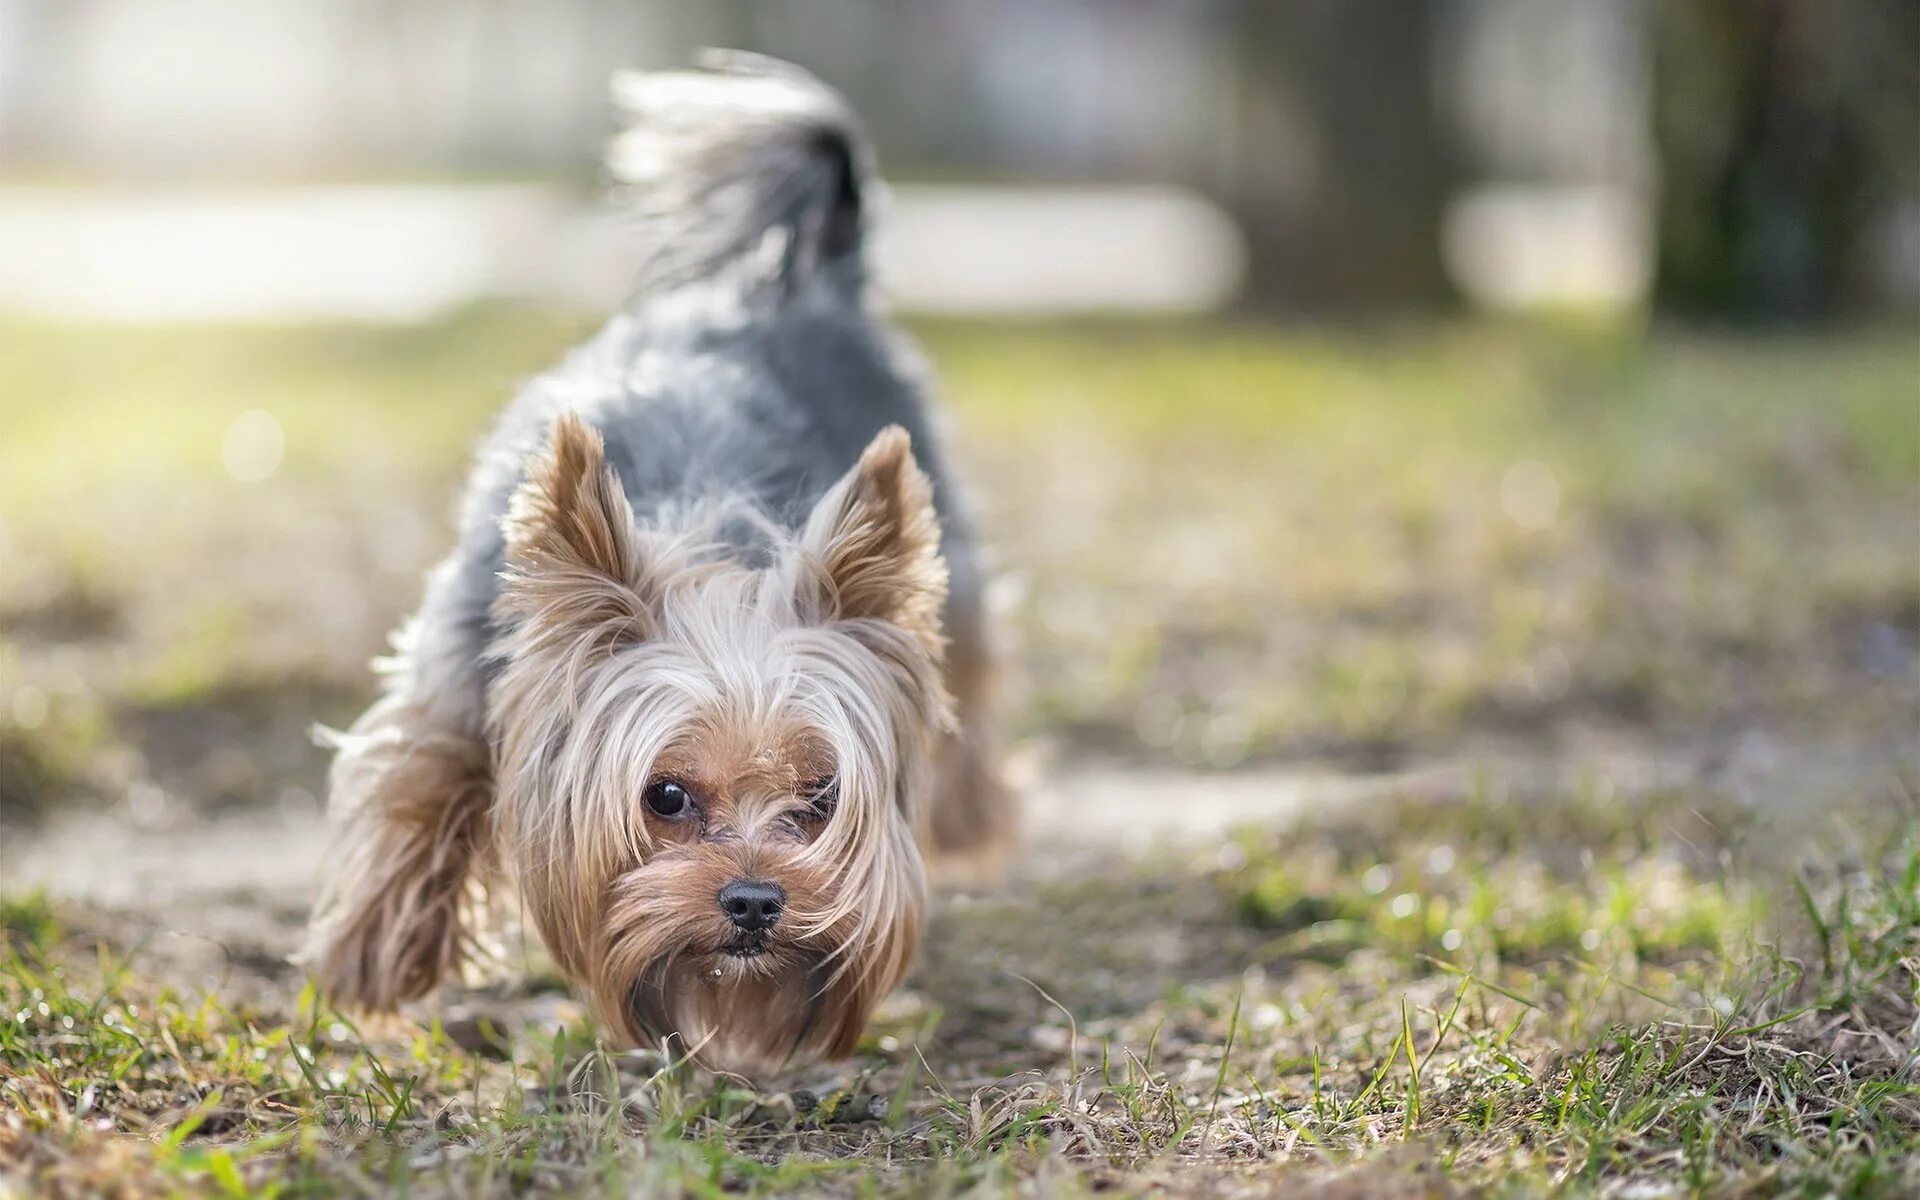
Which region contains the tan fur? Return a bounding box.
[483,416,946,1075]
[797,426,950,663]
[300,692,496,1010]
[498,412,657,648]
[928,614,1014,862]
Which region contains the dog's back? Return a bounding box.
[428,53,981,702]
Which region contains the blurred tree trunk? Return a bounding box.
[1651,0,1919,320]
[1220,0,1458,312]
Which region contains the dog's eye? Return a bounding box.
[644,779,692,818]
[803,777,838,820]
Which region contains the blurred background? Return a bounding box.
[3,0,1918,317]
[0,0,1916,881]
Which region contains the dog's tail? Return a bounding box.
[608,51,873,301]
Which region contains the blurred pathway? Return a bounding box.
[0,185,1242,321]
[7,737,1905,915]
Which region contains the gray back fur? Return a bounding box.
[405,53,981,732]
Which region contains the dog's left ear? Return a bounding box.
[798,425,947,658]
[497,411,655,641]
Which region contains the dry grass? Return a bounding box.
[3,786,1917,1196]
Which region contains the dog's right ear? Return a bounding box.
[796,425,948,660]
[496,412,655,642]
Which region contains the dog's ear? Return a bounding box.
[797,426,947,658]
[497,412,654,641]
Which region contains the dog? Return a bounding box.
[301,53,1007,1076]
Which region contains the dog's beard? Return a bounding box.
[592,853,917,1078]
[624,948,840,1075]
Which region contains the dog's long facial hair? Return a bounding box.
[488,412,950,1076]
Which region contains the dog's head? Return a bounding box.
[487,412,948,1076]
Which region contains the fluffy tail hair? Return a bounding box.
[609,50,873,299]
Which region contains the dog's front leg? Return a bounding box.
[302,579,498,1013]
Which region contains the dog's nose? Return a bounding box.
[717,880,786,933]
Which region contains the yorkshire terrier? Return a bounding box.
[302,53,1007,1076]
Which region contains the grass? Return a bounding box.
[939,321,1919,764]
[3,787,1916,1196]
[1,311,1917,1194]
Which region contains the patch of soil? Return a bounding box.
[0,583,124,643]
[113,680,364,811]
[0,728,75,822]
